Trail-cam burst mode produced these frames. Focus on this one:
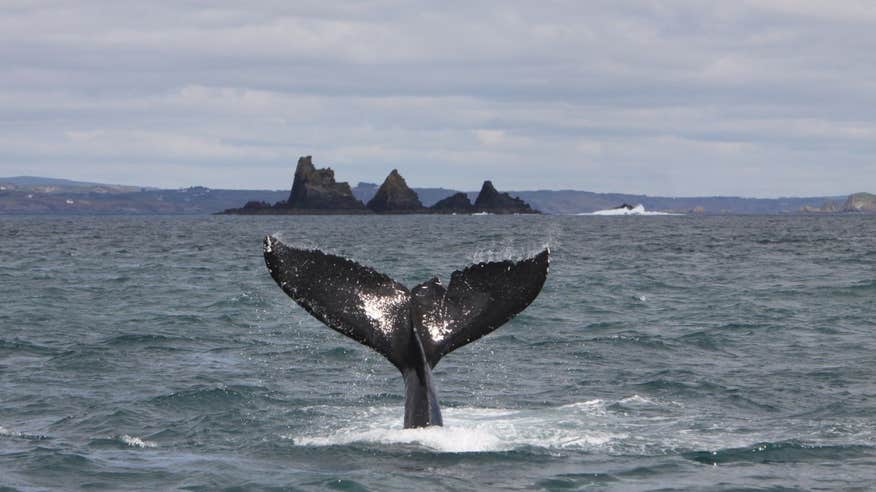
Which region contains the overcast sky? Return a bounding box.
[2,1,876,196]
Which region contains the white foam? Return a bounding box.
[120,435,157,448]
[558,399,607,413]
[0,425,48,440]
[619,394,655,405]
[295,424,505,453]
[286,401,627,453]
[0,425,20,437]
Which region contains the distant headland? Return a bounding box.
[220,156,539,215]
[800,192,876,214]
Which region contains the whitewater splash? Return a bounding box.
[581,204,681,216]
[283,395,811,455]
[286,400,632,453]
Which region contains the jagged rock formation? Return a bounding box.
[285,156,365,210]
[431,192,474,213]
[842,192,876,212]
[473,181,539,214]
[221,156,369,214]
[366,170,424,213]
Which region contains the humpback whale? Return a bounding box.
[263,236,549,428]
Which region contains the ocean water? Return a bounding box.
[1,214,874,491]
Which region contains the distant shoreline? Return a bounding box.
[1,176,873,215]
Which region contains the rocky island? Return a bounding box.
[224,156,369,214]
[221,156,539,215]
[473,180,539,214]
[800,192,876,213]
[366,170,424,213]
[842,192,876,212]
[287,156,366,211]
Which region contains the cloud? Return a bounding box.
[1,1,875,196]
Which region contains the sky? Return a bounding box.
[2,1,876,197]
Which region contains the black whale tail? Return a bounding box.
[263,235,549,427]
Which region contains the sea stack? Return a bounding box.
[431,192,474,213]
[367,169,424,213]
[473,180,539,214]
[286,156,366,210]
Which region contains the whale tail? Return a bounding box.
[264,236,549,370]
[263,235,548,428]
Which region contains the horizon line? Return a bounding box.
[0,175,865,201]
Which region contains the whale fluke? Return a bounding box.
[263,235,549,428]
[410,251,549,368]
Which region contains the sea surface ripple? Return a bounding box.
[1,215,874,490]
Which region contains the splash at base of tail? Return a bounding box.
[263,236,549,428]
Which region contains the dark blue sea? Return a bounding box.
[1,215,875,491]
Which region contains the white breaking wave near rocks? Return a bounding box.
[580,204,681,216]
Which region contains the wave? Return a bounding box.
[675,331,734,353]
[147,384,278,411]
[120,434,157,448]
[588,334,672,350]
[684,440,875,465]
[0,425,48,441]
[203,291,268,310]
[100,333,195,347]
[87,435,158,449]
[0,339,62,357]
[149,386,250,409]
[831,280,876,296]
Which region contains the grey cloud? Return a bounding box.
[2,1,876,196]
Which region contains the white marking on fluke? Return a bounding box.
[423,313,451,342]
[359,289,408,334]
